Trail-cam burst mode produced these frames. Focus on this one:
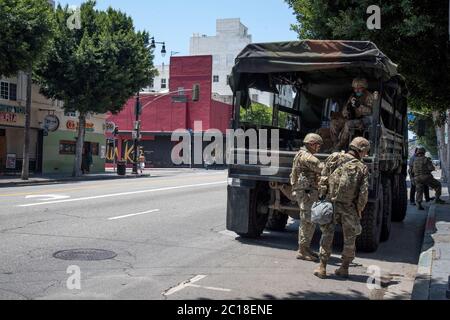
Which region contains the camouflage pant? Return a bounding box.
[338,117,372,149]
[319,202,362,261]
[296,189,319,248]
[415,175,441,203]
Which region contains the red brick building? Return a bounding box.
[106,55,232,167]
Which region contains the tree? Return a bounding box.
[35,1,156,177]
[240,103,272,126]
[0,0,55,180]
[285,0,450,179]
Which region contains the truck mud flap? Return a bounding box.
[226,183,255,234]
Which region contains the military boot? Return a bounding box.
[296,245,319,262]
[417,202,425,211]
[306,248,320,260]
[334,257,352,278]
[313,258,328,279]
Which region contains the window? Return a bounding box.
[64,110,77,117]
[0,82,9,100]
[251,94,258,102]
[177,87,185,95]
[9,84,17,101]
[59,141,76,155]
[161,78,167,89]
[213,75,220,83]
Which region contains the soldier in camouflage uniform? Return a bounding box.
[413,147,445,210]
[335,78,375,150]
[291,133,324,262]
[313,137,370,279]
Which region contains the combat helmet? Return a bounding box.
[352,78,369,89]
[416,147,426,155]
[304,133,324,145]
[349,137,371,153]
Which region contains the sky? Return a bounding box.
[56,0,299,65]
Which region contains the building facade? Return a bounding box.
[142,63,170,94]
[190,18,294,108]
[0,73,107,175]
[106,55,232,168]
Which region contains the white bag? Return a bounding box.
[311,201,334,225]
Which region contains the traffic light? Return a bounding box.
[192,84,200,102]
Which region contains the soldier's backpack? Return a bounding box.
[328,158,361,204]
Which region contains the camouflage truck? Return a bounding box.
[226,40,409,252]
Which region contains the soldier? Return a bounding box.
[291,133,324,262]
[335,78,375,150]
[314,137,370,279]
[413,147,445,210]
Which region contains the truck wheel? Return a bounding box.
[380,176,392,242]
[237,183,269,238]
[392,174,408,222]
[357,183,383,252]
[266,211,289,231]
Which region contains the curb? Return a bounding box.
[411,204,437,300]
[0,174,152,188]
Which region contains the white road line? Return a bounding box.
[18,181,226,207]
[25,194,70,201]
[188,284,232,292]
[163,275,207,296]
[108,209,160,221]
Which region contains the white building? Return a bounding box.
[142,63,170,93]
[190,18,294,108]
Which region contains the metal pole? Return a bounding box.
[133,92,140,174]
[113,137,116,173]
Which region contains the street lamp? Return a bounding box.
[132,38,167,175]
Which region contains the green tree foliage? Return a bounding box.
[35,1,157,176]
[0,0,55,77]
[285,0,450,113]
[240,103,273,126]
[409,117,438,157]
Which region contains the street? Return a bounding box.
[0,169,428,300]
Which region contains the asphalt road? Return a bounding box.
[0,169,430,300]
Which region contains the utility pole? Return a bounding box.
[133,92,141,175]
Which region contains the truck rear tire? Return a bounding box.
[380,176,393,242]
[357,183,383,252]
[266,211,289,231]
[392,174,408,222]
[237,183,269,238]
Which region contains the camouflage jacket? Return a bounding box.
[319,152,369,214]
[290,147,324,191]
[342,91,374,119]
[412,156,435,177]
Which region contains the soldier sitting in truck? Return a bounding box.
[334,78,376,151]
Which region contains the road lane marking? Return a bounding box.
[188,284,232,292]
[108,209,160,221]
[25,194,70,201]
[162,275,207,296]
[0,173,227,197]
[18,181,226,207]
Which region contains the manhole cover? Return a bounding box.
[53,249,117,261]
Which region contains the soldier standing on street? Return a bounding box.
[314,137,370,279]
[291,133,324,262]
[413,147,445,210]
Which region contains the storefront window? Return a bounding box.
[59,140,76,155]
[0,82,9,100]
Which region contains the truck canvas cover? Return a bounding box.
[230,40,402,94]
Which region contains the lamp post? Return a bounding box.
[132,38,166,174]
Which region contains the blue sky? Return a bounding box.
[56,0,299,65]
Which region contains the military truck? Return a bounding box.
[226,40,409,252]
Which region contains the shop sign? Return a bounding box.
[0,104,25,114]
[0,112,17,123]
[44,114,60,132]
[66,120,95,132]
[105,121,116,133]
[6,154,16,169]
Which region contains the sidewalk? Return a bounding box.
[412,194,450,300]
[0,170,151,188]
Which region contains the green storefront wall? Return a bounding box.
[43,130,105,174]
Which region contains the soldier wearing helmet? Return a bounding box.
[290,133,325,262]
[313,137,370,279]
[335,78,375,150]
[412,147,445,210]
